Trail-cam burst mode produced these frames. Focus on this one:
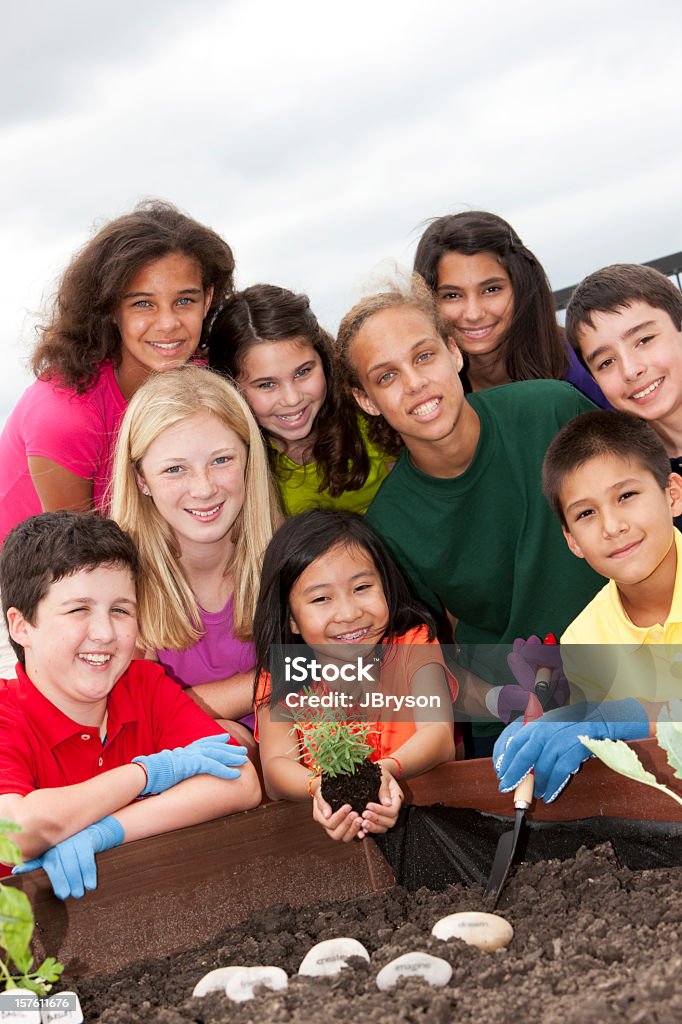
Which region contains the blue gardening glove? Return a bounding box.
[493,698,649,803]
[133,733,247,796]
[493,636,569,724]
[13,816,123,900]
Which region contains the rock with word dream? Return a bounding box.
[376,952,452,991]
[192,966,244,998]
[431,911,513,951]
[298,937,370,977]
[224,966,288,1003]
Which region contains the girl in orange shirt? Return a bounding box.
[253,509,457,842]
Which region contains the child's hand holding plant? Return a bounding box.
[297,719,403,841]
[357,762,403,838]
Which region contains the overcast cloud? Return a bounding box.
[2,0,681,420]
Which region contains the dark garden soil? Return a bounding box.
[75,842,682,1024]
[322,759,381,814]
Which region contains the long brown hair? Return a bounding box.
[32,200,235,392]
[208,284,371,496]
[414,210,569,383]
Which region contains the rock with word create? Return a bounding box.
[298,937,371,977]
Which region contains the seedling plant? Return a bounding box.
[0,820,63,994]
[294,706,381,813]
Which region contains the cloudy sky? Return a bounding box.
[2,0,681,421]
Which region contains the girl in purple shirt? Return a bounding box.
[111,365,282,752]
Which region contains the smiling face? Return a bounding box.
[115,252,213,399]
[348,305,479,470]
[237,338,327,457]
[288,542,389,655]
[138,411,247,559]
[7,565,138,724]
[434,251,514,365]
[576,302,682,432]
[559,453,682,587]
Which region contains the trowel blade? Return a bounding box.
[484,807,525,909]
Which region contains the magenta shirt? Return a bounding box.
[0,362,127,545]
[157,596,256,730]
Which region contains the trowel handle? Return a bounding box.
[534,666,552,692]
[533,633,558,696]
[514,772,534,810]
[515,683,543,810]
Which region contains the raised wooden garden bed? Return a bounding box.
[7,738,679,980]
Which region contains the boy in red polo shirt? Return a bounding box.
[0,512,260,899]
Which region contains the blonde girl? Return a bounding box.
[111,364,281,748]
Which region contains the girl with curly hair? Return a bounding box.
[0,200,235,546]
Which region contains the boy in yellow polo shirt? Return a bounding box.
[494,410,682,801]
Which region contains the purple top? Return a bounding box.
[459,340,610,410]
[157,596,256,731]
[563,344,611,409]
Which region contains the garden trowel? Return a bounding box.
[484,691,544,908]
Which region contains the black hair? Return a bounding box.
[253,509,435,704]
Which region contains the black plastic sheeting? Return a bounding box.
[374,805,682,891]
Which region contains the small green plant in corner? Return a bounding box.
[0,820,63,994]
[580,699,682,807]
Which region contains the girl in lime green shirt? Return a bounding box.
[208,284,391,515]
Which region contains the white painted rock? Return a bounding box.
[431,911,513,951]
[0,988,41,1023]
[298,937,371,977]
[224,965,288,1003]
[39,993,84,1024]
[376,952,452,991]
[192,966,244,997]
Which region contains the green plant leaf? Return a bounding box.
[579,737,659,785]
[0,821,23,867]
[0,886,34,971]
[0,837,22,866]
[11,975,48,996]
[657,704,682,780]
[0,837,65,995]
[0,821,22,835]
[298,719,372,778]
[580,736,682,807]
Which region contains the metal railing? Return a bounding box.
[554,251,682,311]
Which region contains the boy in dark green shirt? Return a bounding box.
[337,277,601,750]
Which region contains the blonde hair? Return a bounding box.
[110,364,282,649]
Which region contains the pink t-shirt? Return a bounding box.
[157,596,256,730]
[0,362,127,545]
